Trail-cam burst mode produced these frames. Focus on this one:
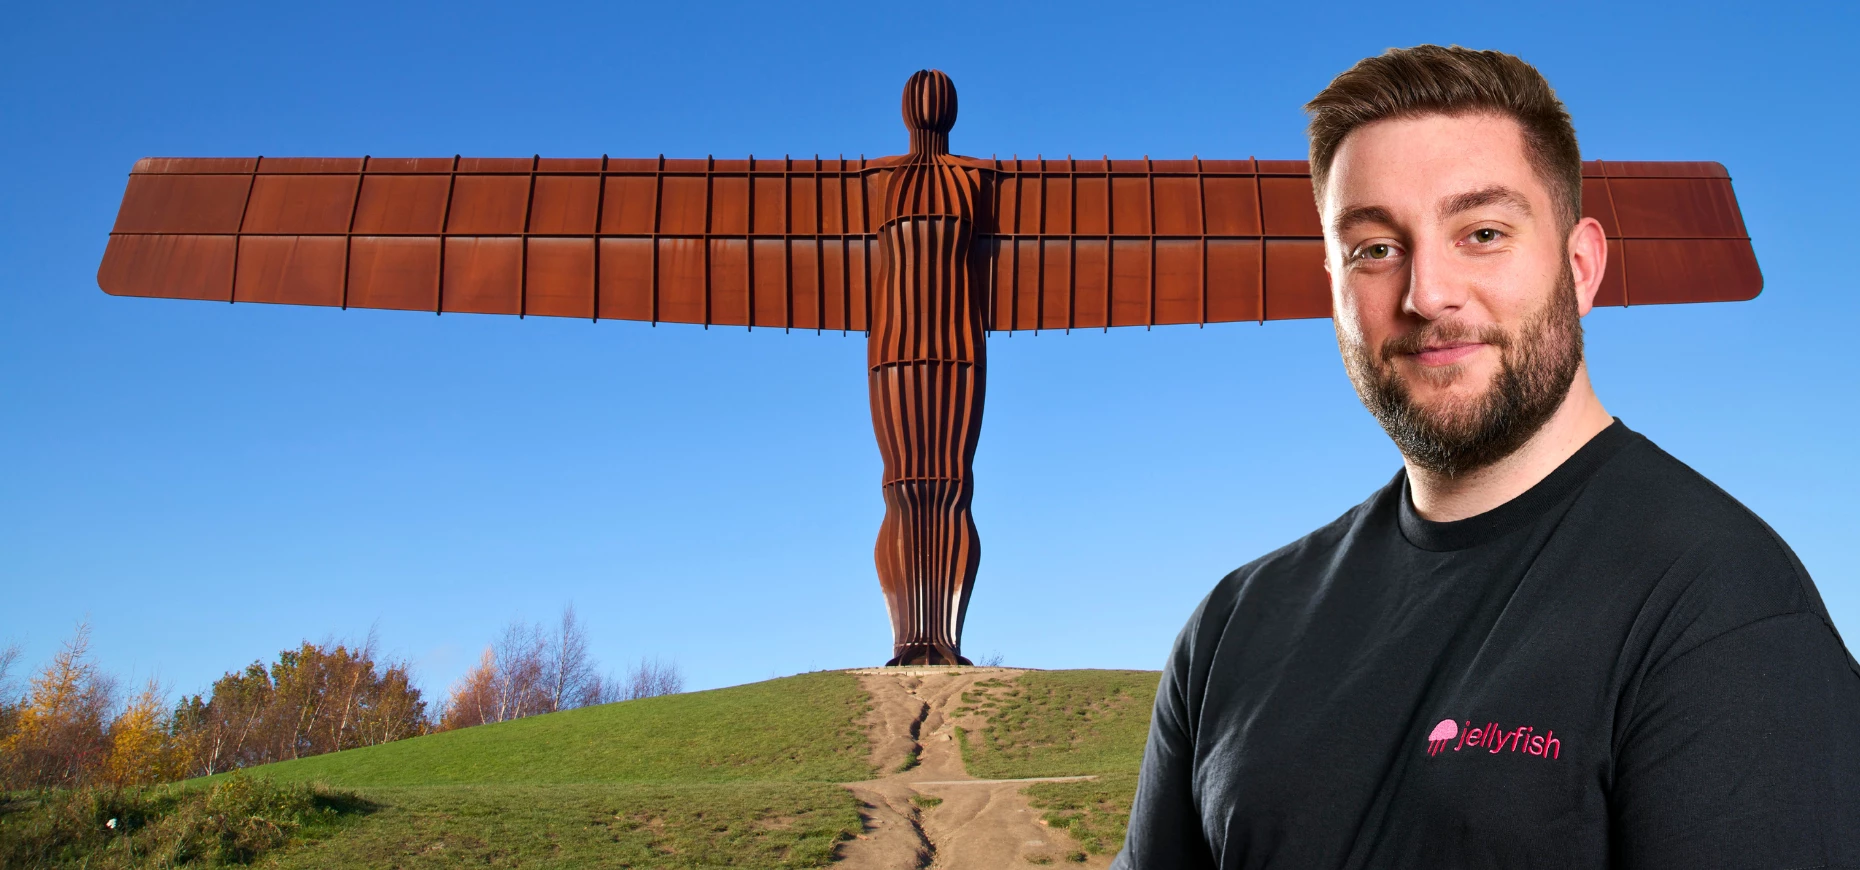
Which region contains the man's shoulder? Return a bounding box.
[1588,428,1845,667]
[1600,431,1792,556]
[1594,431,1807,588]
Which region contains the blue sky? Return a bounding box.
[3,1,1855,705]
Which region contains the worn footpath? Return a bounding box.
[836,667,1112,869]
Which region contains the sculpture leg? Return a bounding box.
[870,358,984,666]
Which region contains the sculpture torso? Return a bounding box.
[868,71,986,665]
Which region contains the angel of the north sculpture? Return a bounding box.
[98,70,1761,666]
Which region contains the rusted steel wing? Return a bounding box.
[98,155,897,332]
[101,157,1758,332]
[970,158,1761,331]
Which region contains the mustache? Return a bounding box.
[1380,320,1512,363]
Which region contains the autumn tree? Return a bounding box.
[168,636,429,775]
[0,623,117,789]
[104,679,181,786]
[440,621,550,729]
[172,660,274,776]
[438,647,500,730]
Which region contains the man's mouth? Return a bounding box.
[1408,342,1485,367]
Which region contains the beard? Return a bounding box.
[1339,266,1584,478]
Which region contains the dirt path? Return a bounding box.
[836,667,1113,870]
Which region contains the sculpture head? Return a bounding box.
[902,69,957,156]
[1305,46,1610,477]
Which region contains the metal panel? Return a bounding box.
[529,176,600,234]
[442,237,523,315]
[446,176,530,235]
[241,175,359,235]
[524,237,594,319]
[234,235,346,306]
[346,236,439,311]
[113,174,251,234]
[352,175,449,235]
[98,234,236,300]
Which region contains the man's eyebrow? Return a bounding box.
[1331,204,1396,236]
[1438,185,1532,221]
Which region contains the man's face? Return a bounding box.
[1320,112,1595,476]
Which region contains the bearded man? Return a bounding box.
[1114,45,1860,868]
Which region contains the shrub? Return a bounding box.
[0,773,368,868]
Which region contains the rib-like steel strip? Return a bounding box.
[436,155,460,315]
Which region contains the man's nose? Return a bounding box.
[1402,240,1467,320]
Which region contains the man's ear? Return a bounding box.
[1568,216,1608,316]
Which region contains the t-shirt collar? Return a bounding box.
[1396,418,1637,552]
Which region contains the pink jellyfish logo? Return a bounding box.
[1426,719,1459,756]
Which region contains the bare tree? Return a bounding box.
[441,609,684,728]
[491,620,549,721]
[622,657,684,701]
[543,605,600,712]
[0,641,20,697]
[0,640,21,748]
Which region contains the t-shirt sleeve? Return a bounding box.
[1611,610,1860,868]
[1113,610,1217,870]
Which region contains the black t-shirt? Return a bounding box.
[1115,420,1860,868]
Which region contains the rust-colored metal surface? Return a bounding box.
[871,71,985,665]
[97,72,1764,665]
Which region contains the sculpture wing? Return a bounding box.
[971,158,1761,332]
[98,156,892,331]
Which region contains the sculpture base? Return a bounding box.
[886,643,972,667]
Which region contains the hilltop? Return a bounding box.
[2,668,1157,869]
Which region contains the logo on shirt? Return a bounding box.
[1426,718,1560,759]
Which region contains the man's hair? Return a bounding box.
[1305,45,1583,230]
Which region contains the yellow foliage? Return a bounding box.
[1,622,114,788]
[8,623,100,740]
[106,680,181,786]
[440,646,499,730]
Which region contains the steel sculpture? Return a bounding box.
[97,70,1763,665]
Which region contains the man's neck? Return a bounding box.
[1405,366,1614,523]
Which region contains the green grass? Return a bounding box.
[248,671,873,787]
[0,774,367,869]
[258,783,859,870]
[193,672,877,868]
[958,670,1156,779]
[1023,772,1141,856]
[955,670,1158,856]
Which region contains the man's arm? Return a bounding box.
[1113,613,1217,869]
[1610,609,1860,867]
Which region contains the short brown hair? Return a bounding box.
[1305,45,1583,230]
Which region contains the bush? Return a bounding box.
[0,773,368,868]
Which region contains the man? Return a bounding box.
[1114,45,1860,868]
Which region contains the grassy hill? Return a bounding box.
[2,668,1159,868]
[254,670,874,787]
[955,670,1159,855]
[252,671,876,869]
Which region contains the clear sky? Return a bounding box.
[3,1,1855,706]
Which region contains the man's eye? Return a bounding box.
[1470,228,1501,244]
[1361,244,1393,260]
